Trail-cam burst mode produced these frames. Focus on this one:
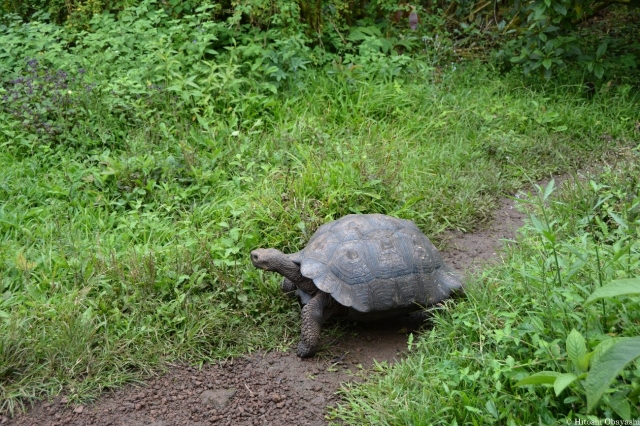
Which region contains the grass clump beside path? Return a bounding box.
[1,7,639,416]
[332,157,640,424]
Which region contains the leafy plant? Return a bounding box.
[516,278,640,419]
[1,58,95,145]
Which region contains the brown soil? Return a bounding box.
[4,185,540,426]
[442,192,528,274]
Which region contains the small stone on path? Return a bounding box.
[200,389,236,411]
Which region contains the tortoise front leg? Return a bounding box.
[281,278,296,296]
[297,291,336,358]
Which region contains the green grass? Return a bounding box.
[1,8,640,416]
[331,158,640,424]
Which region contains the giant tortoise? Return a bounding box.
[251,213,463,357]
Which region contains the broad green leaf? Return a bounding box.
[542,58,552,69]
[596,41,608,58]
[608,211,628,229]
[594,64,604,79]
[609,392,631,420]
[251,57,263,71]
[586,336,640,412]
[584,278,640,305]
[613,241,633,261]
[515,371,561,386]
[566,329,587,370]
[590,338,620,367]
[554,373,578,396]
[347,30,367,41]
[530,214,546,232]
[552,2,568,15]
[564,396,581,404]
[578,352,593,373]
[542,229,556,243]
[464,406,483,414]
[365,26,382,37]
[485,400,499,419]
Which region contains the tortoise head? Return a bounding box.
[250,248,286,271]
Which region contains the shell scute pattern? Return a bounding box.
[364,229,412,279]
[303,230,342,265]
[329,240,374,286]
[406,230,440,274]
[298,214,452,312]
[316,272,344,298]
[299,258,325,280]
[367,279,395,311]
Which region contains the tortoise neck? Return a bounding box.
[275,257,305,284]
[274,257,318,296]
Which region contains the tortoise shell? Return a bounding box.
[289,214,461,312]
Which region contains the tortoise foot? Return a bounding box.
[296,340,317,358]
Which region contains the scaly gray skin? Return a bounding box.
[280,278,297,296]
[251,248,337,357]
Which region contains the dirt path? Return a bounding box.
[5,186,534,426]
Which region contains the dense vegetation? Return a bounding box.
[1,0,639,422]
[2,0,640,82]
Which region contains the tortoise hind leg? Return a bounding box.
[297,292,336,358]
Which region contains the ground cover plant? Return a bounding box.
[1,0,640,419]
[332,158,640,424]
[3,0,639,85]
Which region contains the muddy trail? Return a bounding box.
[5,186,534,426]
